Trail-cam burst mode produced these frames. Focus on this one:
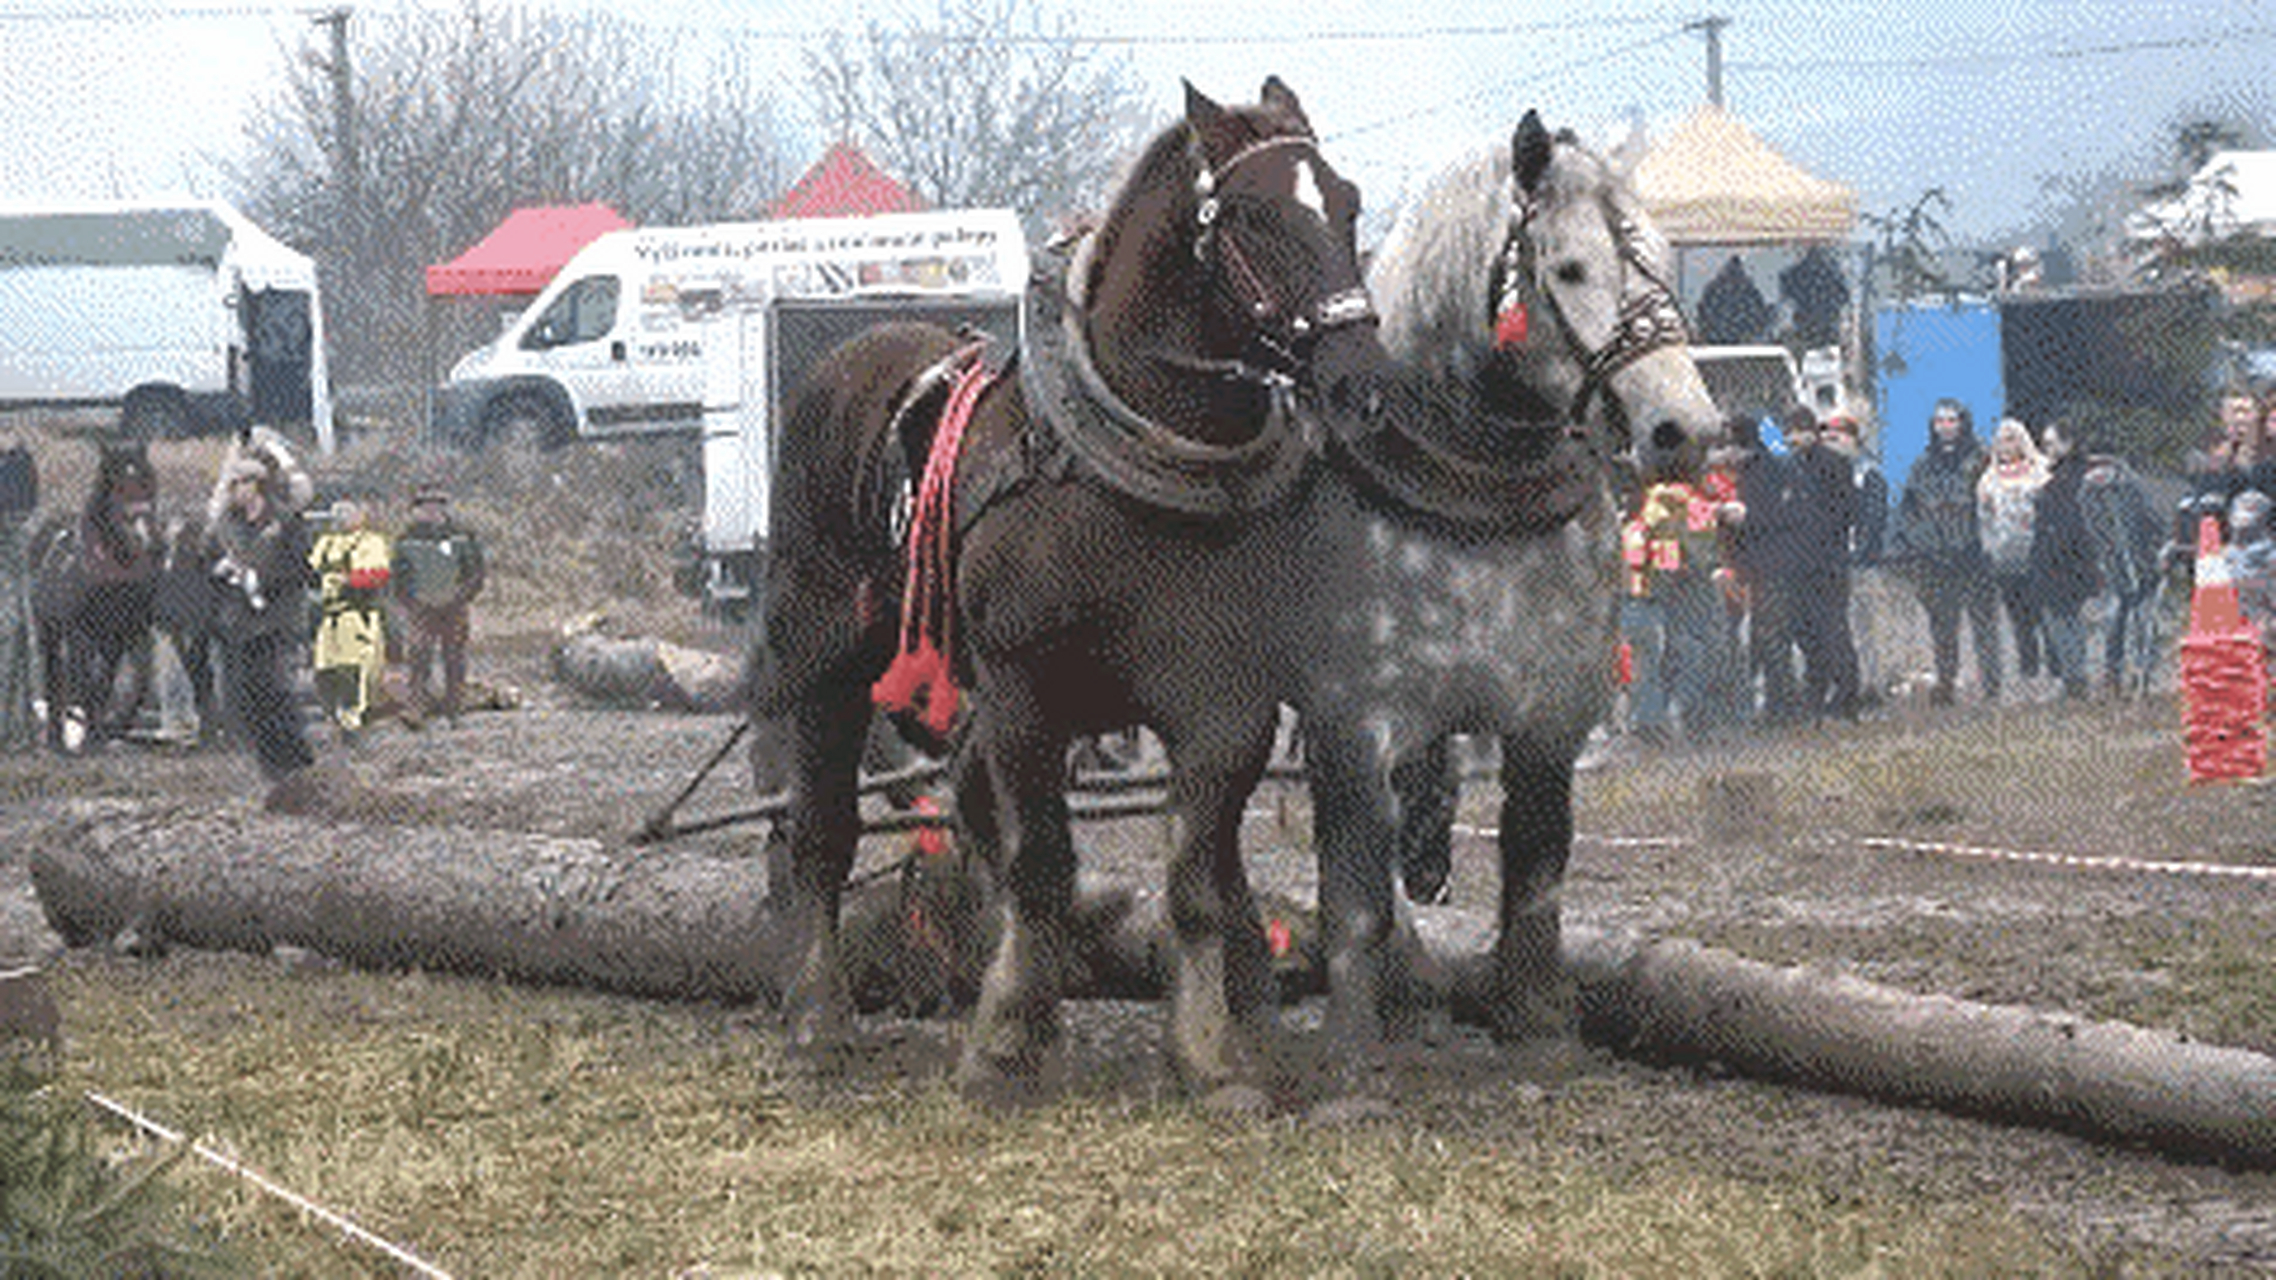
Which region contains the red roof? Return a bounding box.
[424,202,631,296]
[768,142,926,220]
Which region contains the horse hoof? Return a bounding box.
[953,1048,1060,1109]
[1305,1092,1396,1127]
[786,1006,854,1057]
[1196,1083,1273,1120]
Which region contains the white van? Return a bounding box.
[0,200,333,449]
[433,208,1029,453]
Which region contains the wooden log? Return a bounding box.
[25,799,986,1015]
[549,631,739,713]
[28,801,2276,1166]
[1412,911,2276,1169]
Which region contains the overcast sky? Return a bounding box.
[0,0,2268,247]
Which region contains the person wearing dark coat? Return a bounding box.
[1892,398,2000,706]
[1782,407,1862,720]
[2079,444,2166,697]
[1724,414,1806,724]
[205,428,317,801]
[2028,422,2101,700]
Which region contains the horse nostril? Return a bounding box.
[1649,420,1687,455]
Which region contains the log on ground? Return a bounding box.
[29,801,2276,1167]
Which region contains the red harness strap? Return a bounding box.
[871,355,996,739]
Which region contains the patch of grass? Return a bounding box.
[48,955,2097,1277]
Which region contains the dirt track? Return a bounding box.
[8,634,2276,1270]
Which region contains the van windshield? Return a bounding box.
[522,276,619,350]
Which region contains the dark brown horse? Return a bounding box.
[31,442,162,752]
[1285,113,1722,1091]
[749,79,1383,1105]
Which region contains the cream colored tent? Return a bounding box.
[1632,103,1858,246]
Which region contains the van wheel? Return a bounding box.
[482,393,569,452]
[121,387,191,440]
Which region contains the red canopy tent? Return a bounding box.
[767,141,926,219]
[424,202,630,297]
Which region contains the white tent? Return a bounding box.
[1631,104,1859,247]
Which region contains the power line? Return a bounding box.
[1729,27,2276,75]
[1325,26,1693,145]
[0,4,284,19]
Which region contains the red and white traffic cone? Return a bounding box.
[2181,516,2266,783]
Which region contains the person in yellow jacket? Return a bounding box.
[1621,475,1747,744]
[308,498,391,741]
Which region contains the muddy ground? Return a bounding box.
[7,621,2276,1272]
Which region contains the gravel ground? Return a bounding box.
[8,611,2276,1270]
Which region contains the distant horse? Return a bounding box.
[749,79,1384,1104]
[31,442,163,751]
[1284,112,1722,1079]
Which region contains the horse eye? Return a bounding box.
[1555,261,1588,285]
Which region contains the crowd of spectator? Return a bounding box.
[1619,391,2177,743]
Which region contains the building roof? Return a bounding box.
[2129,150,2276,246]
[423,202,631,297]
[768,141,926,220]
[1631,103,1859,246]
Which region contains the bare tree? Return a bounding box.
[805,0,1153,236]
[236,3,794,391]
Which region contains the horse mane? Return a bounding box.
[1367,130,1651,419]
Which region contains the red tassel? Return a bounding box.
[873,350,992,739]
[1494,302,1529,349]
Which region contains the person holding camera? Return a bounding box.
[205,427,319,808]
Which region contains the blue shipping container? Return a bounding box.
[1874,299,2002,493]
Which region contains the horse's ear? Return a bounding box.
[1260,75,1309,128]
[1184,79,1225,133]
[1512,109,1554,195]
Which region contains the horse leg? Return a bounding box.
[1305,717,1404,1103]
[956,673,1075,1101]
[36,617,67,752]
[1160,707,1277,1110]
[1491,735,1581,1047]
[777,680,872,1054]
[178,627,222,744]
[1391,736,1456,905]
[103,625,155,741]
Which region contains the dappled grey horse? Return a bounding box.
[1285,111,1721,1082]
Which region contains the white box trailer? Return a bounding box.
[434,207,1028,616]
[0,200,333,450]
[434,208,1027,451]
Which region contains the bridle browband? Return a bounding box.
[1182,129,1378,383]
[1491,186,1690,433]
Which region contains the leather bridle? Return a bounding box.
[1490,190,1691,433]
[1185,131,1378,384]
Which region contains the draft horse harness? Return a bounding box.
[871,128,1376,735]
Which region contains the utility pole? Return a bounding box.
[1687,15,1731,108]
[310,8,356,208]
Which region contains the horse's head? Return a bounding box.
[88,441,157,556]
[1370,113,1720,482]
[1488,112,1720,478]
[1083,77,1379,441]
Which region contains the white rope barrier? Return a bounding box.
[1456,824,2276,884]
[1856,835,2276,884]
[84,1090,456,1280]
